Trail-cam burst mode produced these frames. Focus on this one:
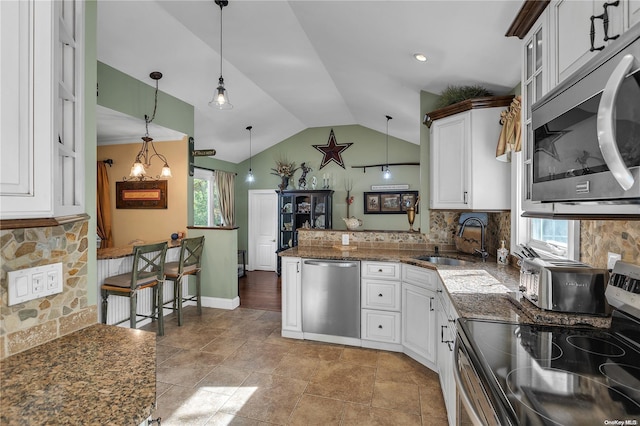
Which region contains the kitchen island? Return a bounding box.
[0,324,156,425]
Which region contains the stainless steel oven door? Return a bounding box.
[453,336,501,426]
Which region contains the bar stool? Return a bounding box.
[163,236,205,326]
[101,242,168,336]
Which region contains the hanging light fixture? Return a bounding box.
[129,71,172,180]
[383,115,393,180]
[246,125,255,183]
[209,0,232,110]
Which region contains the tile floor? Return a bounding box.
[142,306,449,425]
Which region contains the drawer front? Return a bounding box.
[362,279,401,311]
[362,309,401,343]
[402,264,438,291]
[362,261,400,280]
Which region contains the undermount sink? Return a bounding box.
[414,255,476,266]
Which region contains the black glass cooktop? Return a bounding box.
[459,311,640,426]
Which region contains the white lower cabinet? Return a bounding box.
[281,256,303,338]
[361,309,401,344]
[361,262,403,351]
[437,288,458,426]
[401,281,437,369]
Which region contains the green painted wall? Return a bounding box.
[85,1,98,306]
[187,228,238,299]
[97,62,194,136]
[419,91,440,234]
[235,125,421,257]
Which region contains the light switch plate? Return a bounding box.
[8,263,63,306]
[342,234,349,246]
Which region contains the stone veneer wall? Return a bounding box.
[0,220,96,359]
[298,211,511,256]
[580,220,640,268]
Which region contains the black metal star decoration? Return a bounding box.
[313,129,353,169]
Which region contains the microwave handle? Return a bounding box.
[596,53,635,191]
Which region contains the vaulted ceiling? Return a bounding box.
[97,0,523,163]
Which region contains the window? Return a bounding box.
[528,218,579,259]
[193,168,223,227]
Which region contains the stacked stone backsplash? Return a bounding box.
[299,211,511,256]
[0,219,96,359]
[580,220,639,268]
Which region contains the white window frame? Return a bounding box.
[193,168,224,227]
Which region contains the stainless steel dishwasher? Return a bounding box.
[302,259,360,338]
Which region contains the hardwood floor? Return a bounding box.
[239,270,282,312]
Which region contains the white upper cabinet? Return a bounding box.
[0,0,84,220]
[550,0,628,86]
[430,107,511,211]
[628,0,640,28]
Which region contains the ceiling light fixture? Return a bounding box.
[413,53,427,62]
[383,115,392,180]
[246,125,255,183]
[209,0,232,110]
[129,71,172,180]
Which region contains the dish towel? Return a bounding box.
[455,213,488,254]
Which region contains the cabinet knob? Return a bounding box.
[378,269,383,272]
[378,293,383,297]
[378,325,383,329]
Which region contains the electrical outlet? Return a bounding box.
[342,234,350,246]
[607,252,621,270]
[8,263,63,306]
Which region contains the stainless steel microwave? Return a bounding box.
[531,22,640,207]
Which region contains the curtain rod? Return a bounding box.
[193,165,237,176]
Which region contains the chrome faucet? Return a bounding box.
[458,217,489,262]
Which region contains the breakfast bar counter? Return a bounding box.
[0,324,156,425]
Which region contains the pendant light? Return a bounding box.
[246,125,255,183]
[209,0,232,110]
[129,72,172,180]
[383,115,392,180]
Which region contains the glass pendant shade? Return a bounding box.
[246,169,255,183]
[130,161,146,177]
[209,77,232,110]
[383,166,391,180]
[160,164,172,178]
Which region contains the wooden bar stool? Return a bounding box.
[101,242,168,336]
[163,236,205,326]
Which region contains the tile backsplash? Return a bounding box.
[580,220,640,268]
[0,219,96,359]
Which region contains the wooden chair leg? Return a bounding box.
[196,271,202,316]
[177,276,183,327]
[101,290,108,324]
[130,291,137,330]
[157,281,164,336]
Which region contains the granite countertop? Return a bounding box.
[1,324,156,425]
[281,246,612,328]
[97,238,181,260]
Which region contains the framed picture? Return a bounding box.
[365,193,380,212]
[364,191,418,214]
[116,180,168,209]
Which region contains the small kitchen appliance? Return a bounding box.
[519,258,610,315]
[455,260,640,425]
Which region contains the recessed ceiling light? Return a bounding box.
[413,53,427,62]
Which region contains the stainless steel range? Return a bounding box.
[455,261,640,425]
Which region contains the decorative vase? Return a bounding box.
[407,207,416,232]
[279,176,290,191]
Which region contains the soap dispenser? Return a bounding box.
[497,240,509,265]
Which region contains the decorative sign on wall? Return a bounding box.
[364,191,418,214]
[312,128,353,169]
[116,180,168,209]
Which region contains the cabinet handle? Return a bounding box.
[590,14,606,51]
[447,342,453,352]
[429,297,434,311]
[603,0,620,42]
[463,191,468,204]
[378,325,383,329]
[441,325,447,342]
[296,261,300,273]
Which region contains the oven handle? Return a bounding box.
[453,337,485,426]
[596,53,635,191]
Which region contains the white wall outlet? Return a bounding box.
[8,262,63,306]
[342,234,350,246]
[607,252,621,270]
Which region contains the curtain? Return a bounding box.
[215,170,235,227]
[496,95,522,157]
[96,162,113,248]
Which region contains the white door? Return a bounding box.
[248,190,278,271]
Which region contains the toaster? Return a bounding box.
[519,258,610,315]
